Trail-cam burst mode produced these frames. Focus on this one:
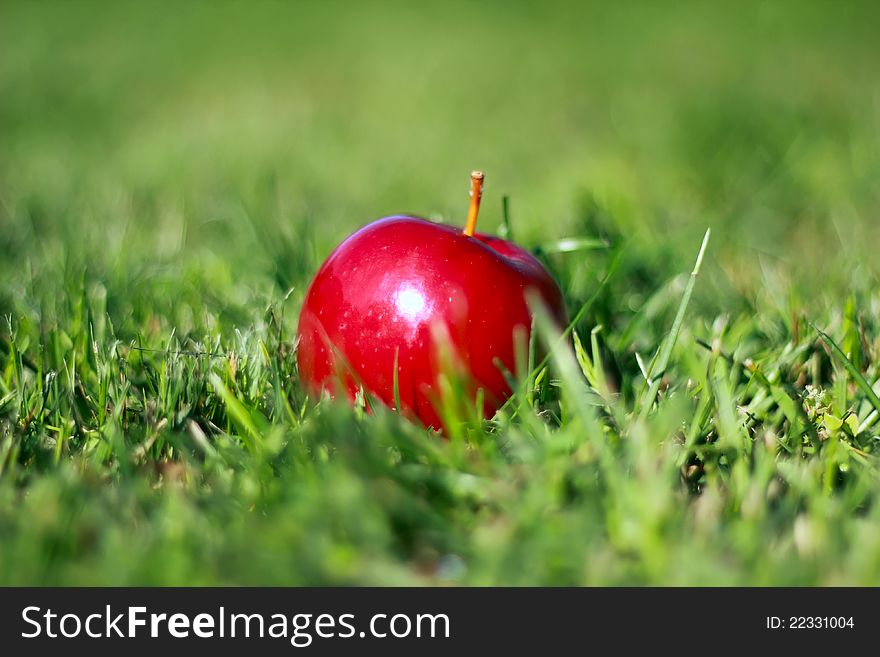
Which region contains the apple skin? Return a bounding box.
[296,215,566,430]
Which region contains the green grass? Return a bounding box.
[3,0,880,585]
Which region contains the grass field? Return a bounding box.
[3,0,880,585]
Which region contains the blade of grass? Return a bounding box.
[393,347,402,414]
[208,373,266,455]
[813,323,880,416]
[537,236,610,254]
[499,195,513,241]
[637,228,711,419]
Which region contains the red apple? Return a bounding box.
[296,173,566,430]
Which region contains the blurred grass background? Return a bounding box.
[2,0,880,585]
[5,1,879,277]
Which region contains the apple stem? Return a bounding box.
[463,171,484,237]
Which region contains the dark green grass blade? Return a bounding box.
[393,347,402,414]
[813,323,880,416]
[499,195,513,241]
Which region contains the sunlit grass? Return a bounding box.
[2,0,880,585]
